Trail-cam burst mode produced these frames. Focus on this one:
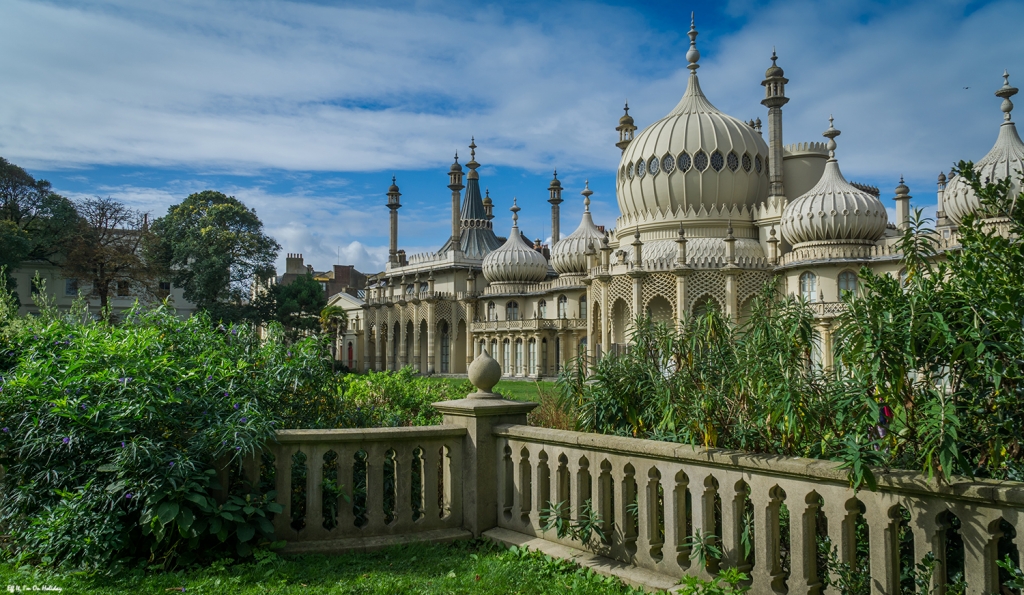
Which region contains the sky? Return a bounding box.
[1,0,1022,275]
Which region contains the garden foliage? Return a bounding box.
[0,286,459,571]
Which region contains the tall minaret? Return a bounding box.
[761,49,789,202]
[615,102,636,152]
[448,153,464,255]
[548,170,563,243]
[386,176,402,265]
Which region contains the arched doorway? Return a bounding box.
[419,320,428,373]
[646,295,673,325]
[438,320,450,374]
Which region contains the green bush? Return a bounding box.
[0,297,337,571]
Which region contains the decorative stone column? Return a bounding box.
[427,305,436,374]
[433,351,536,537]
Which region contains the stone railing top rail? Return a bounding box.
[494,424,1024,507]
[275,426,467,444]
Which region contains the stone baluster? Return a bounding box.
[959,504,1003,595]
[860,491,901,595]
[337,446,356,533]
[394,447,415,529]
[305,443,326,539]
[365,442,386,529]
[273,444,297,537]
[786,487,823,595]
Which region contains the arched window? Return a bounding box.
[528,339,537,376]
[579,297,587,320]
[515,339,524,375]
[800,272,818,303]
[537,300,547,319]
[487,301,496,321]
[506,301,520,321]
[898,268,909,287]
[838,271,857,300]
[557,295,568,318]
[440,321,450,373]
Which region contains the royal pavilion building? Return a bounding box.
[340,18,1022,377]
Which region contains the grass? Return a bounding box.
[0,540,651,595]
[424,377,557,403]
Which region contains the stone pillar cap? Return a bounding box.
[468,350,502,398]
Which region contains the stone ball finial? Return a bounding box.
[467,350,502,398]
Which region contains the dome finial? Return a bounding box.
[686,12,700,71]
[823,115,841,159]
[996,70,1018,122]
[510,197,520,227]
[581,180,593,211]
[771,46,777,64]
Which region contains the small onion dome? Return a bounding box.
[388,175,400,193]
[450,153,462,172]
[551,182,605,275]
[619,102,635,126]
[780,117,888,246]
[482,198,548,284]
[938,171,947,185]
[765,49,784,78]
[945,71,1024,223]
[895,176,910,196]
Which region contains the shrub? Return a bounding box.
[0,299,336,571]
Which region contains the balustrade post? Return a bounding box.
[860,493,900,595]
[788,490,823,595]
[432,351,536,537]
[960,507,1003,595]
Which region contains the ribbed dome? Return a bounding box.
[551,184,605,275]
[482,200,548,285]
[781,118,887,246]
[945,72,1024,223]
[617,68,769,229]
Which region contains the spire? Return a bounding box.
[581,180,593,212]
[466,137,480,179]
[510,197,520,228]
[823,115,841,160]
[686,13,700,72]
[997,70,1018,123]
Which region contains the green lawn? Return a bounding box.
[425,377,557,403]
[0,540,650,595]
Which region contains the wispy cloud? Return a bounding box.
[2,0,1021,273]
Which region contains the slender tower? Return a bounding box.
[615,102,636,152]
[761,49,789,202]
[548,170,563,243]
[386,176,402,265]
[447,153,464,255]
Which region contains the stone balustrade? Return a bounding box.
[262,351,1024,594]
[263,426,470,553]
[490,424,1024,595]
[470,318,588,333]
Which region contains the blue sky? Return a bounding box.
[1,0,1022,274]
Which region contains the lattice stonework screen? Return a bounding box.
[737,271,770,308]
[641,273,677,311]
[434,300,453,328]
[606,275,633,320]
[455,302,466,324]
[685,271,726,314]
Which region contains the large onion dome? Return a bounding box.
[780,117,887,246]
[551,182,605,275]
[945,72,1024,223]
[482,199,548,284]
[616,17,769,229]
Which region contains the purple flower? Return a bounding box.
[81,404,87,410]
[233,403,239,410]
[231,328,238,335]
[239,417,247,424]
[207,376,213,381]
[62,437,70,444]
[169,461,175,467]
[2,427,9,433]
[235,446,241,451]
[225,392,229,398]
[125,493,132,499]
[286,351,292,357]
[121,441,126,447]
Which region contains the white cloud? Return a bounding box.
[2,0,1022,270]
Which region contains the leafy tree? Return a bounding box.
[61,197,157,320]
[273,273,327,340]
[148,191,280,321]
[0,157,78,287]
